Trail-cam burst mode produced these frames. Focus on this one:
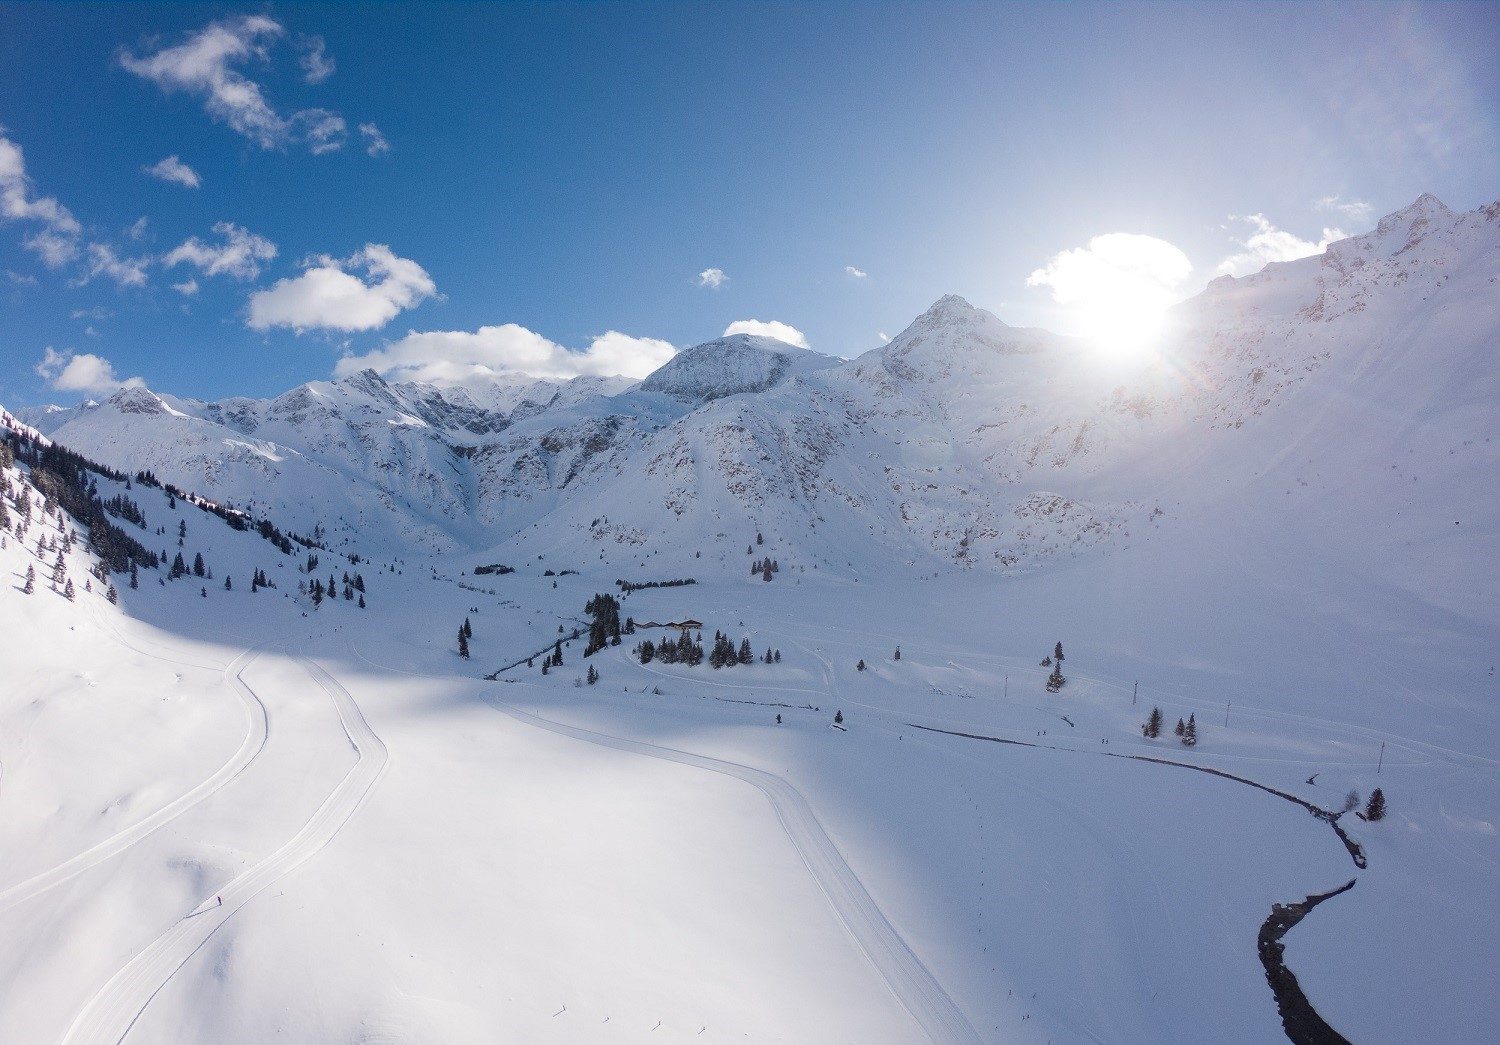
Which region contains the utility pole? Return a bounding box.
[1377,741,1385,775]
[1004,674,1008,700]
[1133,681,1138,706]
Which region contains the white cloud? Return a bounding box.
[298,35,334,83]
[697,267,727,288]
[1215,214,1346,278]
[78,243,149,288]
[5,269,38,285]
[121,15,348,154]
[0,130,82,266]
[144,155,201,188]
[877,331,890,343]
[845,265,867,278]
[1027,233,1191,311]
[173,278,199,296]
[723,319,809,348]
[35,347,143,393]
[164,221,277,280]
[295,109,347,154]
[359,122,390,157]
[127,216,149,240]
[335,325,675,383]
[248,244,436,333]
[1315,195,1373,223]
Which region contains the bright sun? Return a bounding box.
[1027,232,1191,356]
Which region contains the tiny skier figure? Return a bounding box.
[216,895,223,907]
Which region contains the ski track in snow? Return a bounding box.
[0,645,270,916]
[61,656,388,1045]
[481,687,982,1045]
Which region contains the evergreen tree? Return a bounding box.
[106,584,118,604]
[553,640,563,666]
[774,649,781,663]
[586,664,599,685]
[1182,714,1197,747]
[834,709,844,725]
[64,578,75,600]
[358,594,365,608]
[22,564,34,593]
[1364,788,1386,821]
[857,659,866,671]
[738,637,753,665]
[1054,641,1065,663]
[776,713,782,724]
[894,647,901,660]
[130,563,139,589]
[224,575,232,590]
[458,628,470,659]
[193,552,205,577]
[1174,717,1186,737]
[463,616,473,639]
[541,659,549,675]
[1142,706,1163,738]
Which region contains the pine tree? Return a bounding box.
[774,649,781,663]
[541,659,549,675]
[358,594,365,608]
[775,713,782,724]
[458,628,470,659]
[1175,717,1186,737]
[193,552,205,577]
[587,664,599,685]
[463,616,473,639]
[738,637,753,665]
[1364,788,1386,821]
[1182,714,1197,747]
[130,563,139,589]
[106,585,118,604]
[64,578,75,600]
[224,575,233,591]
[834,709,844,725]
[857,659,866,671]
[1054,641,1065,663]
[894,647,901,661]
[22,564,34,594]
[1142,706,1163,738]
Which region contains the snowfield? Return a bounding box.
[1,195,1497,1042]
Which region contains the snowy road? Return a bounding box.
[61,656,388,1045]
[483,688,982,1045]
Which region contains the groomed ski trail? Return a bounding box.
[483,690,982,1045]
[61,656,388,1045]
[0,645,271,916]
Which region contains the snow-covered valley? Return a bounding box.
[2,195,1498,1043]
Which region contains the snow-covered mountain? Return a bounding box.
[20,196,1500,592]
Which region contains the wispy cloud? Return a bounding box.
[164,221,277,280]
[35,346,143,393]
[298,35,335,84]
[1215,214,1345,278]
[845,265,867,279]
[248,244,436,333]
[78,243,150,288]
[697,267,727,289]
[172,278,199,296]
[0,130,82,267]
[143,155,201,188]
[724,319,808,348]
[359,122,390,157]
[121,16,349,154]
[1315,194,1373,224]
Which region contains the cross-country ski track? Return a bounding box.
[61,655,388,1045]
[482,687,983,1045]
[0,643,271,917]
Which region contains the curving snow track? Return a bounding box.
[0,645,271,916]
[483,690,981,1045]
[62,656,388,1045]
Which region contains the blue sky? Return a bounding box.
[2,1,1497,403]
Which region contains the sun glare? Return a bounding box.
[1027,232,1191,356]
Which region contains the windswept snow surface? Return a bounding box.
[1,196,1498,1042]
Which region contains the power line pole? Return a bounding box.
[1132,681,1138,706]
[1004,674,1008,700]
[1377,741,1385,775]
